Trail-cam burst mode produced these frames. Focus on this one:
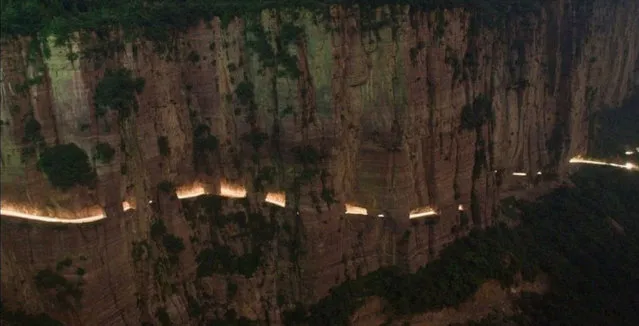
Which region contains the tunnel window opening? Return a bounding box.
[345,204,367,215]
[265,192,286,207]
[409,206,438,219]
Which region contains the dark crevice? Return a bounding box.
[98,225,130,326]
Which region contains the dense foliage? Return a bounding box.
[21,114,46,162]
[510,167,639,325]
[290,164,639,325]
[182,195,283,278]
[0,303,64,326]
[94,68,145,119]
[0,0,552,60]
[93,141,116,163]
[37,143,97,190]
[461,93,494,130]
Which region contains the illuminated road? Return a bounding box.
[345,204,367,215]
[1,155,635,224]
[0,207,107,224]
[568,156,638,170]
[0,182,246,224]
[409,206,438,219]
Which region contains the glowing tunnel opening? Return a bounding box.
[176,183,208,199]
[220,182,247,198]
[345,204,368,215]
[512,171,542,177]
[409,206,438,219]
[123,199,154,211]
[122,201,134,212]
[265,192,286,207]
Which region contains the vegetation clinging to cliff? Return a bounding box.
[192,123,219,174]
[93,142,116,164]
[294,224,522,326]
[183,195,286,278]
[291,166,639,325]
[94,68,145,119]
[1,0,548,61]
[33,261,85,311]
[460,94,494,130]
[21,114,46,162]
[0,302,64,326]
[37,143,96,190]
[590,94,639,157]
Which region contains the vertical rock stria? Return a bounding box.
[1,0,638,324]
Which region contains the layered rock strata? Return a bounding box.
[1,0,638,324]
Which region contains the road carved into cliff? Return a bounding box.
[0,182,245,224]
[1,155,636,224]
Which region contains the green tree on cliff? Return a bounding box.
[94,68,145,120]
[37,143,96,190]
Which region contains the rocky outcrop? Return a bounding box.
[1,0,638,324]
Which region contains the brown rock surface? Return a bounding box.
[1,0,638,324]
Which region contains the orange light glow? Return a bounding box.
[0,201,105,223]
[1,181,234,224]
[265,192,286,207]
[569,156,638,171]
[409,206,438,219]
[176,183,208,199]
[220,182,247,198]
[345,204,368,215]
[122,201,134,211]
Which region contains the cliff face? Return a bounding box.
[1,0,638,324]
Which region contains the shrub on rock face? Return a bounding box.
[93,142,115,164]
[157,136,170,156]
[94,68,145,119]
[37,143,96,190]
